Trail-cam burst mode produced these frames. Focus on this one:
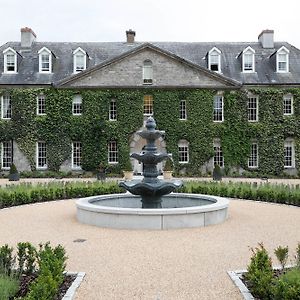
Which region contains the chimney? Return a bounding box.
[126,29,135,43]
[258,29,274,48]
[21,27,36,47]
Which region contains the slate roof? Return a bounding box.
[1,40,300,86]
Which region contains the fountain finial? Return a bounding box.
[145,117,156,131]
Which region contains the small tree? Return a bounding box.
[164,158,173,172]
[8,163,20,181]
[9,163,18,175]
[274,245,289,271]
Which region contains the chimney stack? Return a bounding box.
[126,29,135,43]
[258,29,274,48]
[21,27,36,48]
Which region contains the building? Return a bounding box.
[0,28,299,176]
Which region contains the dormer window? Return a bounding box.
[276,46,289,73]
[143,60,153,84]
[208,47,221,72]
[3,47,17,73]
[38,47,52,73]
[73,48,87,73]
[242,46,255,72]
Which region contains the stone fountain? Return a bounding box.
[119,117,182,208]
[76,117,229,230]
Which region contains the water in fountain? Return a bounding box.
[119,117,183,208]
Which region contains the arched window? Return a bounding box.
[178,140,189,163]
[73,47,87,73]
[208,47,221,72]
[3,47,17,73]
[242,46,255,72]
[38,47,52,73]
[276,46,289,73]
[143,60,153,84]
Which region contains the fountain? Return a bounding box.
[119,117,182,208]
[76,117,229,230]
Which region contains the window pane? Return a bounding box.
[214,143,224,167]
[2,141,12,169]
[283,95,293,115]
[284,140,294,168]
[72,95,82,115]
[143,95,153,115]
[248,97,258,121]
[248,143,258,168]
[41,54,50,71]
[2,95,12,119]
[37,142,47,169]
[75,54,85,71]
[180,100,187,120]
[244,53,253,71]
[178,140,189,163]
[6,53,15,71]
[37,95,46,115]
[143,60,153,84]
[213,96,223,121]
[109,100,117,120]
[72,142,82,169]
[108,141,118,163]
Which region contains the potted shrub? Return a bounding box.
[163,157,173,179]
[123,159,133,180]
[212,164,222,181]
[8,163,20,181]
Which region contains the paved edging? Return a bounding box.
[62,272,86,300]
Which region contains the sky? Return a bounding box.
[1,0,300,48]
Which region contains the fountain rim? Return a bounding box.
[76,192,229,215]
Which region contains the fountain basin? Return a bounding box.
[76,193,229,230]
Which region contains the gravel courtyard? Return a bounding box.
[0,198,299,299]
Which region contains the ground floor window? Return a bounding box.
[143,95,153,116]
[248,142,258,168]
[1,141,12,169]
[36,141,47,169]
[284,139,295,168]
[72,142,82,169]
[178,140,189,163]
[214,139,224,167]
[108,141,118,163]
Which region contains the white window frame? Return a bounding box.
[108,141,118,164]
[73,47,87,74]
[1,94,12,119]
[72,95,82,115]
[36,141,47,170]
[179,100,187,120]
[284,139,295,168]
[276,46,289,73]
[213,95,224,122]
[109,99,117,121]
[38,47,52,73]
[248,142,258,168]
[143,95,153,116]
[1,141,13,170]
[37,94,46,115]
[248,95,258,122]
[213,139,224,167]
[283,94,293,116]
[3,47,17,74]
[208,47,221,73]
[178,140,189,164]
[72,142,82,170]
[242,46,255,73]
[143,60,153,84]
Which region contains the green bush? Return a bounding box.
[274,245,289,271]
[0,244,14,276]
[246,243,273,299]
[0,273,19,300]
[272,268,300,300]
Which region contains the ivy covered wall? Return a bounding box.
[0,87,299,177]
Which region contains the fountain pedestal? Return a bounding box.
[119,117,182,208]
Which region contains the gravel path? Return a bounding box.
[0,199,299,299]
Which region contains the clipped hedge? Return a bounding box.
[0,181,124,209]
[180,181,300,206]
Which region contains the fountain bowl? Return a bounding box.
[76,193,229,230]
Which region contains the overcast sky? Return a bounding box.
[1,0,300,48]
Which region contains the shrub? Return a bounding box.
[9,163,18,175]
[164,158,173,171]
[0,273,19,300]
[212,164,222,181]
[272,268,300,300]
[246,243,273,299]
[0,244,14,276]
[274,245,289,271]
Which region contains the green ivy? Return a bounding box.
[0,87,298,176]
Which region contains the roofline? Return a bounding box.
[55,42,242,88]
